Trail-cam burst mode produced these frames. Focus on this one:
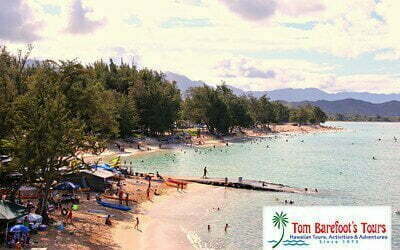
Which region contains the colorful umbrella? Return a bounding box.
[9,224,30,233]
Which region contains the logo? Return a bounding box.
[268,211,310,248]
[270,211,289,248]
[264,206,391,250]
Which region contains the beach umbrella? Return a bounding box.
[109,156,121,167]
[93,163,120,174]
[53,181,79,191]
[9,224,30,233]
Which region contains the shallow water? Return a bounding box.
[123,122,400,249]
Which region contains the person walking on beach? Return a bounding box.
[66,208,73,224]
[118,190,124,205]
[146,187,151,200]
[134,217,140,230]
[225,224,229,232]
[203,167,208,179]
[105,215,112,226]
[125,193,130,206]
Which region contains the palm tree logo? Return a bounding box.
[272,211,289,248]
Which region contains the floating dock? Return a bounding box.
[178,177,316,194]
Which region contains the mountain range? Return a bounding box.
[165,72,400,117]
[290,99,400,117]
[165,72,400,103]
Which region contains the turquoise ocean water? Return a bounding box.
[123,122,400,249]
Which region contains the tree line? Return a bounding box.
[0,47,327,215]
[1,47,328,142]
[182,85,327,134]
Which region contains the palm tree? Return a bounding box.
[272,211,289,248]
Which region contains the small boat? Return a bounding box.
[102,195,137,202]
[165,182,179,188]
[97,200,131,211]
[394,210,400,215]
[167,178,188,185]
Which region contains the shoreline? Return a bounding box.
[107,124,342,249]
[112,183,217,250]
[28,123,342,249]
[82,124,343,163]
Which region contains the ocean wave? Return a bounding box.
[181,225,215,250]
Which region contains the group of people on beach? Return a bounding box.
[207,223,229,233]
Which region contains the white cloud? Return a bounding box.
[331,74,400,93]
[0,0,42,42]
[2,0,400,93]
[277,0,325,17]
[65,0,106,34]
[218,0,278,21]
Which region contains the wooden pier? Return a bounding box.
[178,177,316,194]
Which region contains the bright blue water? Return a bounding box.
[123,122,400,249]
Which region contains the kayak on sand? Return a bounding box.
[96,200,131,211]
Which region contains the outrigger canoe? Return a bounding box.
[96,200,131,211]
[165,178,188,189]
[167,178,188,185]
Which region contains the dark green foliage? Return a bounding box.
[311,106,328,124]
[249,95,275,127]
[272,102,290,124]
[116,93,138,138]
[183,85,229,134]
[130,69,181,135]
[0,46,31,142]
[290,106,310,125]
[290,104,328,125]
[4,67,105,215]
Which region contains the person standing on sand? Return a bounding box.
[105,215,112,226]
[66,207,73,224]
[134,217,140,230]
[146,187,151,200]
[225,224,229,232]
[203,167,208,179]
[119,190,124,205]
[125,193,130,206]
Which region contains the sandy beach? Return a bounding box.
[81,124,342,164]
[111,183,217,250]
